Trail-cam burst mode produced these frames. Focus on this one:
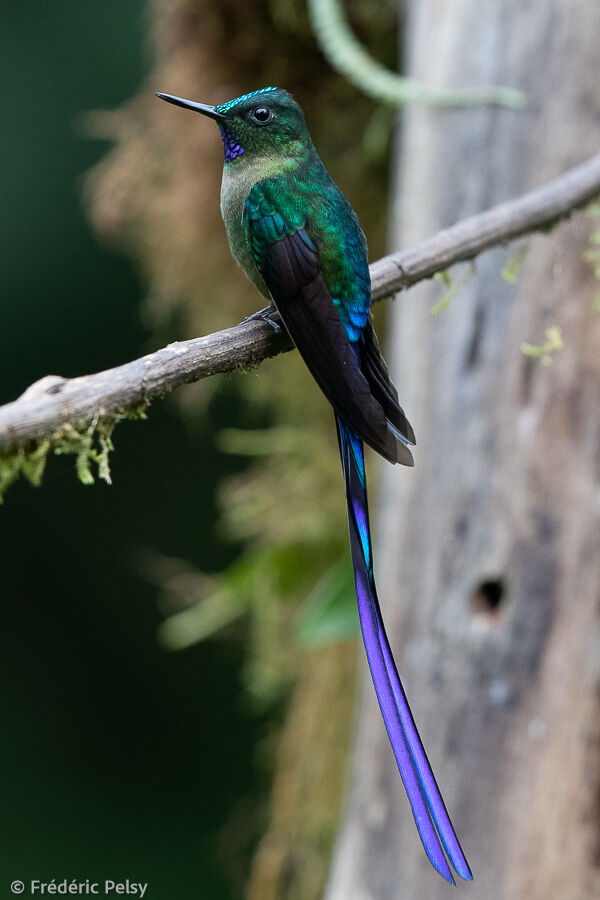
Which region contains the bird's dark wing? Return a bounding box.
[244,191,413,464]
[361,314,416,447]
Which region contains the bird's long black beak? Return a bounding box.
[156,92,229,123]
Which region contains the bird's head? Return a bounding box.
[156,87,311,163]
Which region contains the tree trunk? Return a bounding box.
[327,1,600,897]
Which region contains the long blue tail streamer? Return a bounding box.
[336,416,473,884]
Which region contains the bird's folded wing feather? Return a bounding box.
[361,315,416,448]
[243,185,411,464]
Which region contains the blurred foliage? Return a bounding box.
[2,2,271,898]
[82,1,398,897]
[295,560,359,647]
[246,641,357,900]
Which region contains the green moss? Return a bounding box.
[430,265,476,315]
[521,325,564,366]
[0,401,148,504]
[430,270,456,314]
[502,244,528,283]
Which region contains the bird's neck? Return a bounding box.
[220,144,311,224]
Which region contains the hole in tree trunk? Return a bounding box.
[471,578,506,622]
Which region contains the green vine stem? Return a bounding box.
[307,0,526,109]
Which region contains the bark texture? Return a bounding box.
[327,1,600,897]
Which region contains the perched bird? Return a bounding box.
[157,86,472,884]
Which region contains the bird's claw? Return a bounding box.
[243,305,283,334]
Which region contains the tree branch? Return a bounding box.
[1,153,599,454]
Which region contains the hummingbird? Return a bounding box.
[156,86,472,884]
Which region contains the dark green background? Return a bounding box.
[2,3,261,896]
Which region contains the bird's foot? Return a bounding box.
[243,305,282,334]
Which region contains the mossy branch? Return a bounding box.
[1,152,599,497]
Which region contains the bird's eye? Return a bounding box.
[250,107,273,124]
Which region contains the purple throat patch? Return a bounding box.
[219,127,244,162]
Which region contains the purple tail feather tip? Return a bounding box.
[336,415,473,884]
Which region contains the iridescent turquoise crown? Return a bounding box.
[214,86,278,115]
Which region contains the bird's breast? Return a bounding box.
[220,155,294,298]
